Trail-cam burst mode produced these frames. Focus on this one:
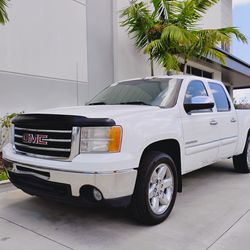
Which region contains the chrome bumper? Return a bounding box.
[3,159,137,199]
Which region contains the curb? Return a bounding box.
[0,180,10,185]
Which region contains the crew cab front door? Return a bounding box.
[180,79,219,173]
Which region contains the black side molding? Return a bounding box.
[12,114,116,129]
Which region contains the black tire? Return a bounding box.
[130,151,178,225]
[233,136,250,173]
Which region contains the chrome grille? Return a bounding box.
[14,126,73,159]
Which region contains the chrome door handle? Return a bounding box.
[210,120,218,126]
[231,118,237,123]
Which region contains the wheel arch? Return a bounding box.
[139,139,182,192]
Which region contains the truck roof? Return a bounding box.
[118,75,222,84]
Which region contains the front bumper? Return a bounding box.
[3,158,137,207]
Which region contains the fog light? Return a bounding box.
[93,188,103,201]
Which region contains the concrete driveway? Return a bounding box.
[0,160,250,250]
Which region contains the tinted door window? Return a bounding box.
[184,80,211,114]
[209,83,230,112]
[184,80,208,104]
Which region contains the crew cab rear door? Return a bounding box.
[180,79,219,173]
[208,82,238,159]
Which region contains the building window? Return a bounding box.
[203,71,213,79]
[191,67,202,77]
[181,64,213,79]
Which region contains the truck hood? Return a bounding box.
[33,105,160,120]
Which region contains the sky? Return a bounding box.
[233,0,250,7]
[232,0,250,102]
[233,0,250,64]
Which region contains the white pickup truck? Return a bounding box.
[3,75,250,225]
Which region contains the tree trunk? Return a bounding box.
[150,59,154,76]
[0,152,3,170]
[183,59,188,75]
[150,51,154,76]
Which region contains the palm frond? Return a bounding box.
[161,25,196,45]
[144,39,164,54]
[152,0,178,21]
[0,0,8,24]
[202,47,226,65]
[194,27,248,57]
[160,52,180,72]
[120,0,155,49]
[174,0,219,28]
[218,27,248,44]
[195,29,230,48]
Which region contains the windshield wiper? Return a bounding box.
[119,101,152,106]
[88,102,107,106]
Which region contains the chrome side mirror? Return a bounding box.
[184,96,214,113]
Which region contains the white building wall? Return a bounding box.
[0,0,88,116]
[113,0,152,82]
[86,0,114,100]
[199,0,232,29]
[221,0,233,28]
[0,0,88,82]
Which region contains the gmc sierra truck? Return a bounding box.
[3,75,250,225]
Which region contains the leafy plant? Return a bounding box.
[1,112,17,129]
[0,170,7,181]
[234,97,250,109]
[0,112,20,151]
[121,0,248,75]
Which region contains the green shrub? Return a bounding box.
[0,170,8,181]
[1,112,23,152]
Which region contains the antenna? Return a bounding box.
[76,62,79,106]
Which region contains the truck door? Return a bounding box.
[208,82,238,159]
[181,79,219,173]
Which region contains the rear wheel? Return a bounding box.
[130,151,178,225]
[233,136,250,173]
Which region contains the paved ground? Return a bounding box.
[0,160,250,250]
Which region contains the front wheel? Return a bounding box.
[130,151,178,225]
[233,137,250,173]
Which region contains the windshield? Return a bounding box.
[88,78,182,108]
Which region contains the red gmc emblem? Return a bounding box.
[22,134,48,145]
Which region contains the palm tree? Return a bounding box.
[0,0,8,24]
[121,0,181,75]
[121,0,247,75]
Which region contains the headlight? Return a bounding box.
[80,126,122,153]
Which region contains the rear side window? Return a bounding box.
[209,82,230,112]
